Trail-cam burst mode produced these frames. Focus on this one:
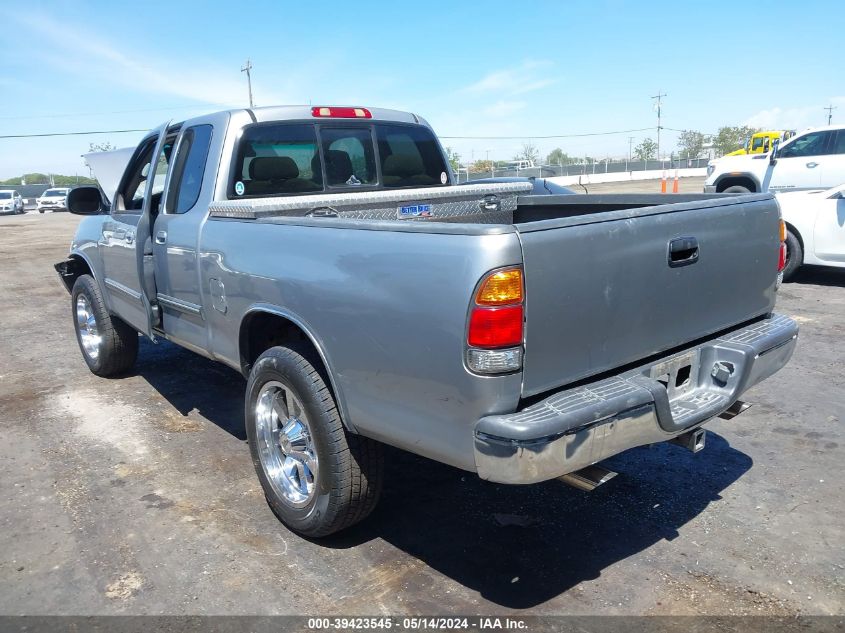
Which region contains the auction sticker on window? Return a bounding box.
[234,181,245,196]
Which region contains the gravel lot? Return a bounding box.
[0,205,842,616]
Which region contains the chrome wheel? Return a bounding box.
[76,294,101,361]
[254,381,318,507]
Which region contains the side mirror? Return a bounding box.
[769,139,780,165]
[67,186,105,215]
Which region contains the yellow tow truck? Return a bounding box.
[726,130,795,156]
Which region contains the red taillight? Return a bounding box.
[311,106,372,119]
[468,305,524,348]
[777,219,787,272]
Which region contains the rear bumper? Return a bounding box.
[473,313,798,484]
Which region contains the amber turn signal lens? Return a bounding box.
[779,220,786,242]
[476,268,523,305]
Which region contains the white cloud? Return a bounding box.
[463,60,557,96]
[482,100,527,118]
[744,97,845,130]
[13,13,282,107]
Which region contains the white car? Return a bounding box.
[0,189,24,214]
[776,184,845,280]
[704,124,845,193]
[37,188,71,213]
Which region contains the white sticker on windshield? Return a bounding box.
[234,181,245,196]
[440,171,447,184]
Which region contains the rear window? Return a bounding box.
[233,124,322,196]
[231,122,449,198]
[377,124,448,188]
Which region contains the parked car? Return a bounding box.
[705,124,845,193]
[37,188,71,213]
[56,105,797,537]
[0,190,24,214]
[776,183,845,279]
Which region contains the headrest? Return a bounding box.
[383,153,424,178]
[325,150,353,181]
[249,156,299,181]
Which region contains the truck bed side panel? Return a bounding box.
[199,220,524,471]
[517,197,781,397]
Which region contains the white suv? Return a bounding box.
[37,188,71,213]
[0,190,24,214]
[704,124,845,193]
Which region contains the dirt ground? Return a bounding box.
[0,205,842,616]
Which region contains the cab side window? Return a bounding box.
[831,130,845,155]
[117,137,175,212]
[778,131,832,159]
[166,125,213,214]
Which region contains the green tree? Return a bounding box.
[677,130,705,159]
[546,148,573,165]
[634,138,657,161]
[469,159,494,174]
[713,126,759,156]
[444,147,461,172]
[513,141,539,164]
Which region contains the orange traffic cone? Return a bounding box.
[660,170,667,193]
[672,169,679,193]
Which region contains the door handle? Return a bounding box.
[668,236,699,267]
[806,162,819,168]
[155,230,167,245]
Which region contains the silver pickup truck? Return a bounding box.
[56,105,798,537]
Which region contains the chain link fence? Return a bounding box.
[455,157,711,183]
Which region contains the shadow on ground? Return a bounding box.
[136,338,247,440]
[131,338,752,610]
[787,265,845,287]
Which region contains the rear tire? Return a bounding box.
[71,274,139,376]
[245,345,383,537]
[722,185,751,193]
[782,230,803,281]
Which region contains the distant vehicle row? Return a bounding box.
[37,188,71,212]
[705,124,845,193]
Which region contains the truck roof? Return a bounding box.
[248,105,425,126]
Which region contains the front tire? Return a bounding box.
[245,345,383,537]
[71,274,139,376]
[782,230,803,281]
[722,185,751,194]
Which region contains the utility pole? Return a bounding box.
[241,59,254,108]
[651,91,666,160]
[825,104,837,125]
[628,136,634,162]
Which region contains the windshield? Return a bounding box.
[0,192,11,199]
[43,189,66,197]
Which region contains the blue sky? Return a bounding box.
[2,0,843,177]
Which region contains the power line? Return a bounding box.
[0,103,237,121]
[439,127,654,140]
[0,129,147,139]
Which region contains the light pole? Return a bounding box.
[241,59,255,108]
[651,91,666,162]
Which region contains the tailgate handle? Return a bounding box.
[668,237,699,267]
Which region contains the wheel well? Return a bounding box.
[716,176,757,192]
[784,222,804,250]
[239,311,320,375]
[54,255,92,293]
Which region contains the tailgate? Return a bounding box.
[517,196,781,397]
